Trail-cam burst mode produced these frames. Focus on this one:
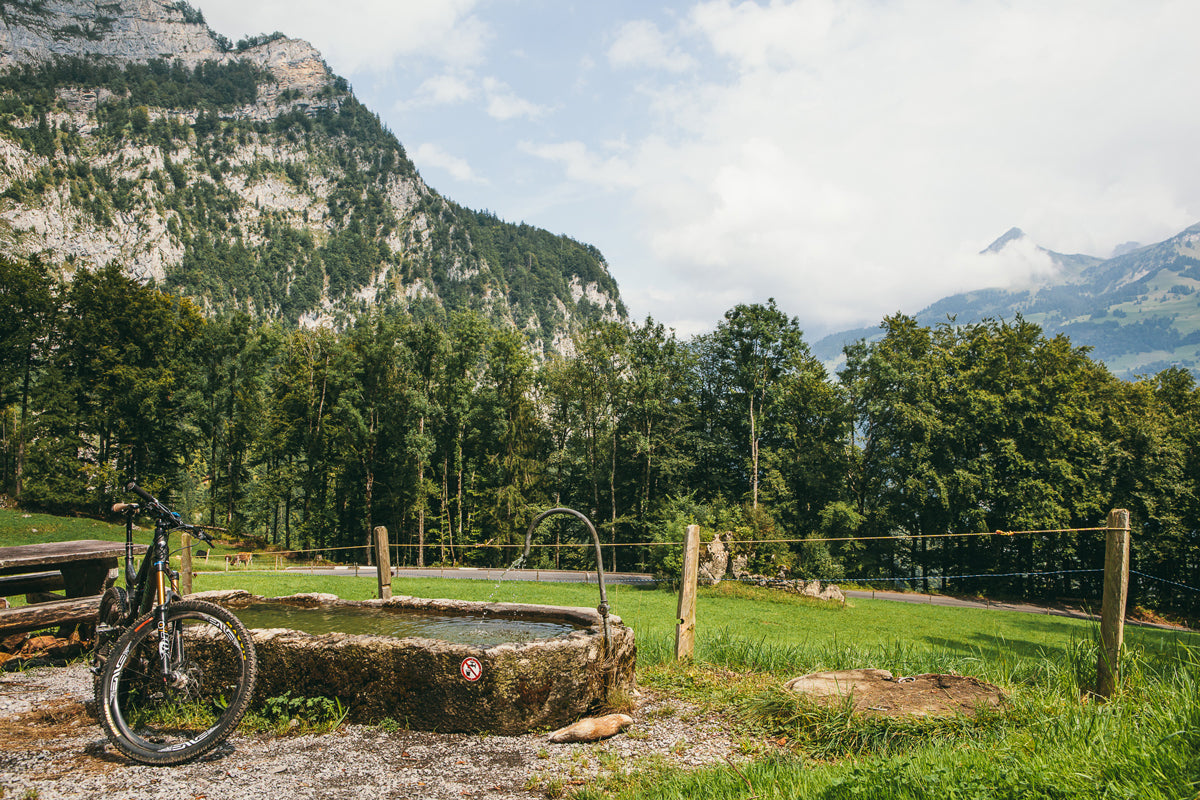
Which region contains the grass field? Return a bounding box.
[192,573,1199,799]
[6,509,1199,798]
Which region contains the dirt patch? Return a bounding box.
[0,663,745,800]
[784,668,1005,717]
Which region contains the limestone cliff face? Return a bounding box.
[0,0,327,94]
[0,0,222,69]
[0,0,623,346]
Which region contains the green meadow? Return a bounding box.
[4,509,1198,798]
[193,571,1200,800]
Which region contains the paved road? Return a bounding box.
[266,564,657,586]
[844,587,1097,620]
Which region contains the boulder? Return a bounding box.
[785,669,1005,718]
[697,535,729,585]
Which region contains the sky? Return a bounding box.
[196,0,1200,340]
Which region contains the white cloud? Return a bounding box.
[415,73,476,106]
[607,20,696,73]
[481,78,546,121]
[688,0,839,70]
[949,236,1059,294]
[413,143,486,184]
[196,0,488,74]
[532,0,1200,335]
[520,140,639,190]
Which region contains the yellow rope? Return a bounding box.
[205,526,1112,558]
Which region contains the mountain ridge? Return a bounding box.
[0,0,624,351]
[815,222,1200,379]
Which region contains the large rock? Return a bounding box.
[785,669,1005,718]
[697,534,729,585]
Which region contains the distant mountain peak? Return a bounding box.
[982,227,1028,254]
[816,220,1200,379]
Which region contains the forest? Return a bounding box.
[1,256,1198,620]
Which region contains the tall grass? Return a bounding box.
[184,564,1200,799]
[582,643,1200,800]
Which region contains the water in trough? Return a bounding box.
[233,601,583,646]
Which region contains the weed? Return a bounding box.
[243,691,348,735]
[596,748,624,772]
[604,686,637,714]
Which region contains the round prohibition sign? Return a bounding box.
[460,656,483,682]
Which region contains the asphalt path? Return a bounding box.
[268,564,656,585]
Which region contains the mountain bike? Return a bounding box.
[92,482,258,765]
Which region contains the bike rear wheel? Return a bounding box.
[98,599,258,765]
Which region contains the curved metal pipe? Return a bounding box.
[523,507,610,645]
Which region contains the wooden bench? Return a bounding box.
[0,570,66,598]
[0,540,146,636]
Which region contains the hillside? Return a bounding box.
[0,0,623,350]
[815,223,1200,378]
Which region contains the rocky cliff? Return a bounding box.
[0,0,623,347]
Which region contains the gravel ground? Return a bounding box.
[0,663,744,800]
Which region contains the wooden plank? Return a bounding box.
[0,540,133,571]
[59,561,117,597]
[0,596,102,635]
[0,571,66,597]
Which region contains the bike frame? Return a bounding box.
[120,508,178,618]
[116,488,203,680]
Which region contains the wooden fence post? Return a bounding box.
[179,532,193,596]
[1096,508,1131,699]
[374,526,392,600]
[675,524,700,661]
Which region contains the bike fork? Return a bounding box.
[154,571,172,677]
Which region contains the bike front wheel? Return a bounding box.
[98,599,258,765]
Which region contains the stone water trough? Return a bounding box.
[193,590,637,735]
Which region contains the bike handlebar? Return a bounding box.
[122,483,214,546]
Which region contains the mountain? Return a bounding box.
[0,0,623,351]
[814,223,1200,379]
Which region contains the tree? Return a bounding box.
[0,255,56,500]
[704,299,809,509]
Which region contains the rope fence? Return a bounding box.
[183,517,1200,603]
[194,523,1114,561]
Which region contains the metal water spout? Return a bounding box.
[523,507,610,647]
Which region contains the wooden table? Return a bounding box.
[0,540,146,635]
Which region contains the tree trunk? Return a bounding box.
[14,357,31,501]
[417,415,426,568]
[441,455,450,564]
[609,428,618,574]
[749,394,759,509]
